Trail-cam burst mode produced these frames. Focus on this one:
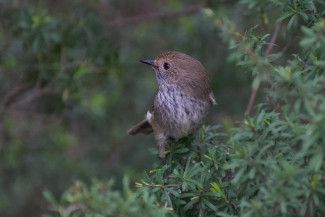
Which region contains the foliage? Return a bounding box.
[0,1,251,216]
[46,1,325,217]
[43,178,167,217]
[0,0,324,217]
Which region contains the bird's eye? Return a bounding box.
[163,62,170,70]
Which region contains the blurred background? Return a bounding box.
[0,1,257,216]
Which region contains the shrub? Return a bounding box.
[46,1,325,216]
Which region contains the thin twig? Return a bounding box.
[1,82,32,107]
[245,24,281,116]
[108,5,203,27]
[245,88,258,116]
[265,24,281,56]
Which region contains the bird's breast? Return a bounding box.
[154,85,210,138]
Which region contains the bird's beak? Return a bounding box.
[140,59,158,68]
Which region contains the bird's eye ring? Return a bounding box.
[163,62,170,70]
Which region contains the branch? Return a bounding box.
[265,24,281,55]
[245,24,281,116]
[108,5,203,27]
[1,82,32,107]
[245,88,258,116]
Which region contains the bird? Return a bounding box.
[127,51,216,160]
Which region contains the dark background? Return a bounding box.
[0,1,259,216]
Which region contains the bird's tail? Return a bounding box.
[127,119,153,135]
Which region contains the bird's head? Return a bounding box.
[140,51,208,88]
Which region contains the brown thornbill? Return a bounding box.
[127,51,216,160]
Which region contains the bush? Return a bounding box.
[45,1,325,217]
[44,178,167,217]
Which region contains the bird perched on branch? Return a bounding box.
[128,51,216,160]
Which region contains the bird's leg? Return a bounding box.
[155,133,168,161]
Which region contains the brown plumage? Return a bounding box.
[127,51,216,159]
